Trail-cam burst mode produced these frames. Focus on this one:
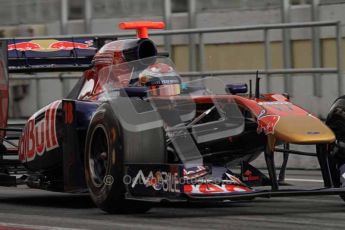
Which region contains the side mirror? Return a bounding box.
[226,83,248,95]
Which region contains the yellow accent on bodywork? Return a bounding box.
[273,115,335,144]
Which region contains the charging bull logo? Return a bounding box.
[8,39,96,52]
[257,115,280,135]
[18,101,60,162]
[7,41,41,51]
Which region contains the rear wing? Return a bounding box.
[1,36,117,73]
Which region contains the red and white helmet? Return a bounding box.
[138,63,181,96]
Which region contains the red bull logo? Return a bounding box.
[7,41,41,51]
[8,39,96,52]
[48,40,95,50]
[257,115,280,135]
[18,101,60,162]
[243,170,260,182]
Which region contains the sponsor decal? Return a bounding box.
[48,40,95,50]
[257,115,280,135]
[306,131,320,135]
[8,41,41,51]
[257,109,266,119]
[131,170,180,192]
[242,170,260,182]
[258,101,311,116]
[129,167,252,195]
[8,39,96,52]
[240,162,271,186]
[183,166,209,180]
[258,101,295,113]
[18,101,60,162]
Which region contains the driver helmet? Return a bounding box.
[138,63,182,96]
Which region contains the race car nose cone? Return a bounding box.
[273,115,335,144]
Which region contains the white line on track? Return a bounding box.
[285,178,323,183]
[0,222,86,230]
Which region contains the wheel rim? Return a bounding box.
[89,124,109,188]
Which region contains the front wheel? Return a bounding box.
[85,102,165,213]
[326,97,345,202]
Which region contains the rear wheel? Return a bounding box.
[85,102,165,213]
[326,97,345,202]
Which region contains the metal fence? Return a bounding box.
[196,0,281,11]
[91,0,164,18]
[9,20,343,112]
[320,0,345,5]
[0,0,60,26]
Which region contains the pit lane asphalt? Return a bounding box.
[0,170,344,230]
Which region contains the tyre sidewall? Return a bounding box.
[85,103,125,211]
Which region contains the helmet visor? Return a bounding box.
[148,84,181,96]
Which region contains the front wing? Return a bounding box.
[124,164,345,202]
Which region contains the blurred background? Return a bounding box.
[1,0,345,121]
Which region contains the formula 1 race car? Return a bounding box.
[1,21,345,214]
